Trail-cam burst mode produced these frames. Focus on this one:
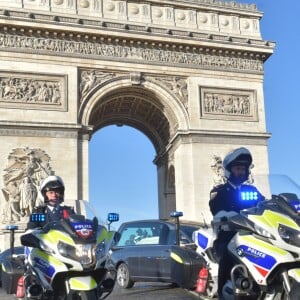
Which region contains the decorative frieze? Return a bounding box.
[0,72,66,111]
[200,87,257,121]
[0,31,264,73]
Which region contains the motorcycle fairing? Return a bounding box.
[96,226,114,244]
[230,235,295,285]
[68,276,97,291]
[38,229,75,247]
[248,210,300,252]
[248,210,299,231]
[30,248,68,289]
[288,268,300,282]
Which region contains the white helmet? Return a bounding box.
[223,147,252,181]
[40,175,65,203]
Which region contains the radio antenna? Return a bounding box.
[201,213,209,229]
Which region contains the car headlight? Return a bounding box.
[58,242,95,267]
[278,224,300,247]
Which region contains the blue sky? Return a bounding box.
[89,1,299,228]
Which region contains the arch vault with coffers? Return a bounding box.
[0,0,274,248]
[79,74,190,218]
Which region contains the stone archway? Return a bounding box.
[0,0,274,250]
[79,73,189,218]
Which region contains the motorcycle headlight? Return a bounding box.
[58,242,95,268]
[254,223,274,239]
[95,240,106,260]
[278,224,300,247]
[39,240,55,254]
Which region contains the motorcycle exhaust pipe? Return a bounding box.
[26,283,43,299]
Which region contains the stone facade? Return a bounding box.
[0,0,274,251]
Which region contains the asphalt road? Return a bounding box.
[0,283,202,299]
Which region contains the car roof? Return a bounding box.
[117,219,203,228]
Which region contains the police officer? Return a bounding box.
[26,175,75,230]
[209,147,264,298]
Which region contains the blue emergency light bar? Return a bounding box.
[107,213,119,223]
[6,225,18,230]
[30,213,46,222]
[170,211,183,218]
[240,191,258,201]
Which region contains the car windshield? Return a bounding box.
[116,222,167,246]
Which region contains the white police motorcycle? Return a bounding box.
[20,200,118,300]
[193,175,300,300]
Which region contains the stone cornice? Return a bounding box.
[0,121,93,139]
[0,120,93,130]
[0,16,274,53]
[153,129,271,165]
[169,129,271,145]
[141,0,260,13]
[0,0,267,40]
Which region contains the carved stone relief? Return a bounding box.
[80,70,188,112]
[0,31,264,73]
[159,77,188,111]
[0,72,66,110]
[1,147,52,223]
[211,155,226,186]
[80,70,115,100]
[200,87,257,121]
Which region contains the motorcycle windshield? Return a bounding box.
[65,200,108,241]
[251,174,300,213]
[74,200,106,226]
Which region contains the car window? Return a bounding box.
[180,224,200,240]
[116,222,169,246]
[167,224,199,245]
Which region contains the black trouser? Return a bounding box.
[214,232,235,297]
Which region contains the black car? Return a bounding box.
[106,219,205,290]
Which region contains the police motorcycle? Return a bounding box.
[193,175,300,299]
[20,200,118,300]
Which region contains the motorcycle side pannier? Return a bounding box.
[170,245,206,289]
[1,256,24,294]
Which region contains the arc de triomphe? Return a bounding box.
[0,0,274,249]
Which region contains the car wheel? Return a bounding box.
[116,263,134,289]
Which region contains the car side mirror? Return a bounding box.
[113,231,121,244]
